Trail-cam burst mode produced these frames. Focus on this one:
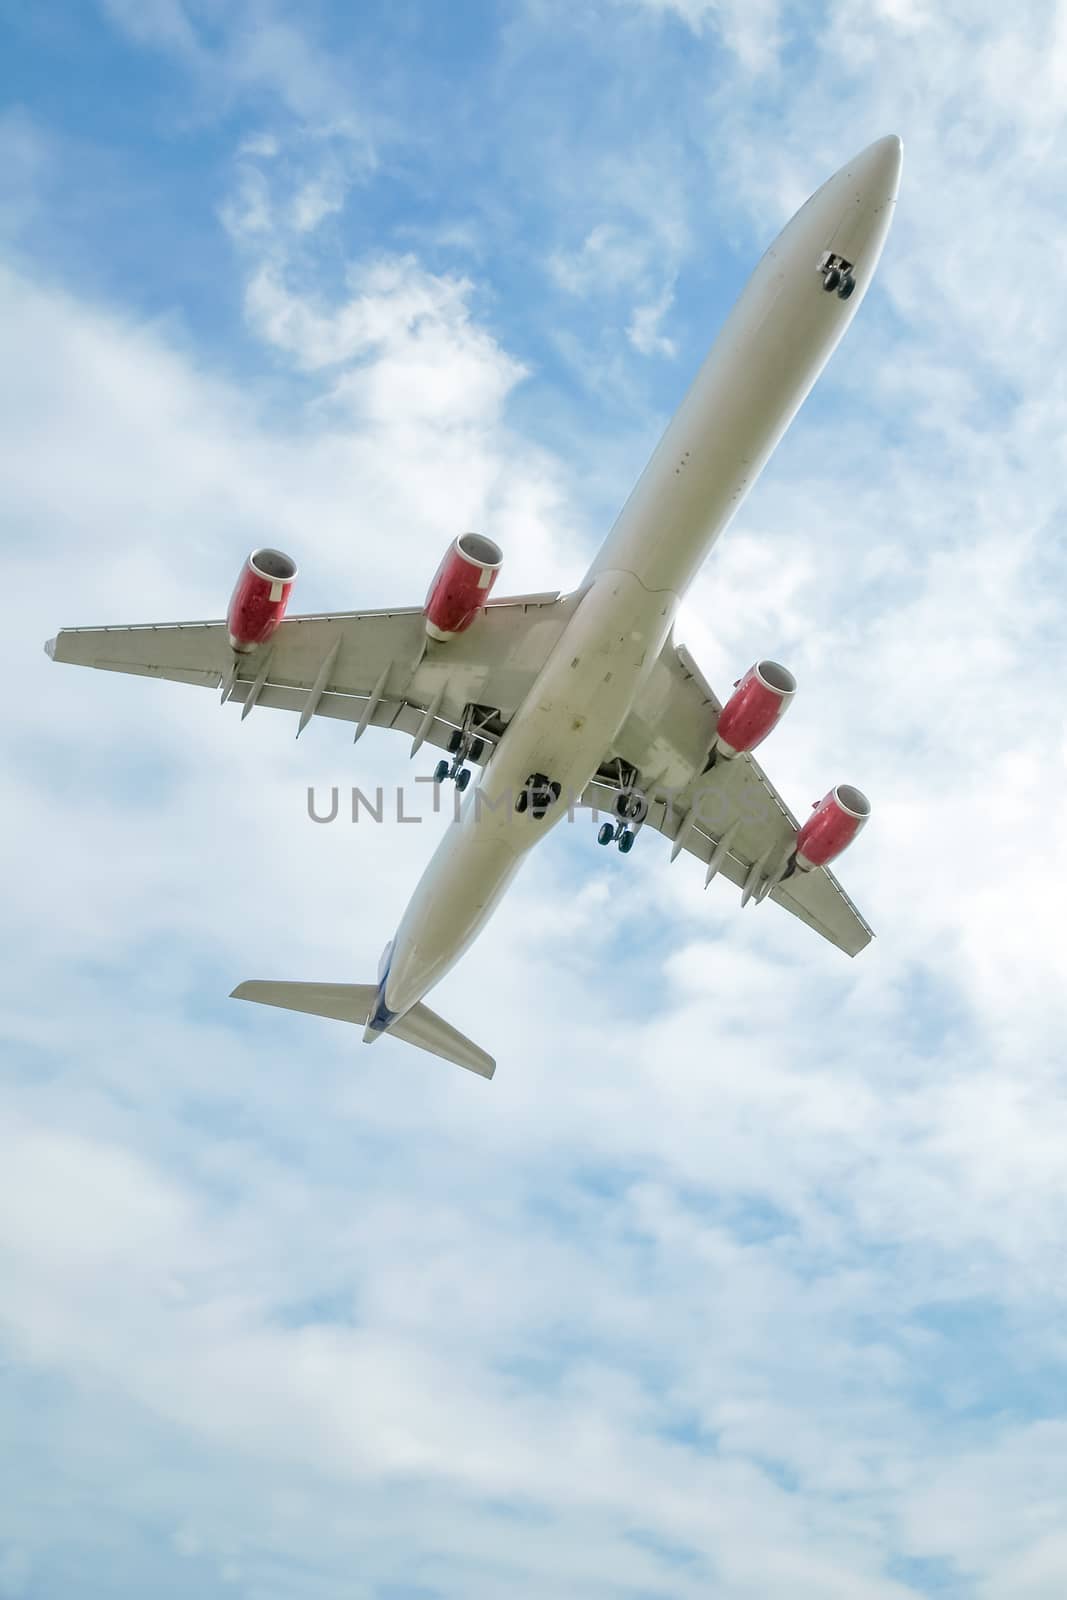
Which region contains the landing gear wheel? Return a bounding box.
[823,267,841,293]
[597,822,615,847]
[617,829,635,854]
[837,273,856,300]
[433,759,450,784]
[468,737,486,763]
[455,766,472,792]
[447,729,463,754]
[519,772,558,819]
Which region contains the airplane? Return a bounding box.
[46,134,903,1081]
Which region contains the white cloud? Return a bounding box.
[239,253,544,460]
[623,0,783,70]
[627,281,678,357]
[218,162,273,238]
[101,0,377,169]
[289,173,344,233]
[99,0,199,54]
[548,223,681,364]
[549,222,652,297]
[221,130,363,246]
[238,130,280,159]
[0,109,51,244]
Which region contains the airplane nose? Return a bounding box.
[846,134,904,205]
[803,133,902,278]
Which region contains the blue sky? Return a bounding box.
[3,2,1067,1597]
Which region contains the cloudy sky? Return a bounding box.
[3,1,1067,1595]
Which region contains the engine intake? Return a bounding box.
[712,659,796,759]
[795,784,871,870]
[425,533,503,640]
[227,547,297,653]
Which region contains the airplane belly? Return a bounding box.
[496,569,678,791]
[384,832,523,1016]
[383,571,676,1015]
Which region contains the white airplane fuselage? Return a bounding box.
[371,136,902,1034]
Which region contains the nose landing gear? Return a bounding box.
[515,774,562,819]
[817,251,857,300]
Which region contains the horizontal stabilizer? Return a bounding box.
[391,1002,496,1079]
[231,981,495,1080]
[231,980,378,1025]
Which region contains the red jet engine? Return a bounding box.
[227,548,297,653]
[795,785,871,870]
[712,660,796,760]
[424,533,503,641]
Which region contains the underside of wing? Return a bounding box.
[591,638,873,957]
[46,591,577,762]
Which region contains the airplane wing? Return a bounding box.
[47,599,872,953]
[46,591,579,761]
[585,638,873,957]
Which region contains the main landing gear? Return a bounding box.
[818,251,857,300]
[433,717,489,791]
[596,788,647,854]
[515,773,561,820]
[433,756,472,791]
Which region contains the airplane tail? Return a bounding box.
[230,980,496,1079]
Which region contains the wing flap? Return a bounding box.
[224,680,480,759]
[46,593,578,751]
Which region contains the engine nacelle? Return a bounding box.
[795,785,871,870]
[712,660,796,759]
[227,548,297,653]
[424,533,503,641]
